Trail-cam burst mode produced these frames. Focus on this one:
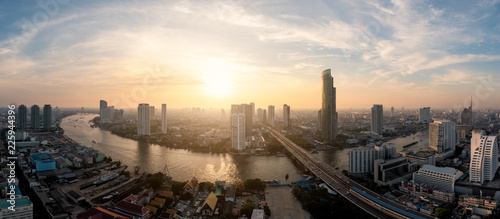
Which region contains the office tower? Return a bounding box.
[257,108,263,122]
[100,100,107,121]
[114,109,124,120]
[18,105,27,130]
[149,106,155,118]
[231,104,252,137]
[413,165,463,193]
[137,103,151,136]
[106,105,115,122]
[460,99,473,125]
[231,113,245,151]
[371,104,383,134]
[419,107,431,123]
[470,130,498,183]
[161,104,167,134]
[250,102,255,117]
[283,104,291,128]
[321,69,338,142]
[267,105,275,126]
[262,109,267,124]
[391,106,394,117]
[43,104,52,130]
[30,105,40,130]
[374,144,396,160]
[429,120,456,153]
[349,147,376,174]
[318,109,322,129]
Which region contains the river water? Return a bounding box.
[61,114,429,183]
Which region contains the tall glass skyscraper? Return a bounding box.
[321,69,337,142]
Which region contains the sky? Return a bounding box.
[1,0,500,110]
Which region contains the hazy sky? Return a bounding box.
[1,0,500,110]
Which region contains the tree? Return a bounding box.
[434,208,451,219]
[171,181,186,195]
[180,192,193,200]
[134,166,140,175]
[150,177,163,189]
[264,205,271,216]
[243,178,266,190]
[240,202,257,217]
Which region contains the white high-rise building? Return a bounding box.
[161,104,167,134]
[137,103,151,136]
[413,164,463,192]
[371,104,383,134]
[349,147,376,174]
[231,113,245,151]
[429,120,456,153]
[470,130,498,184]
[283,104,291,128]
[268,105,275,126]
[419,107,431,123]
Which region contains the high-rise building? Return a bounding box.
[137,103,151,136]
[283,104,291,128]
[231,113,245,151]
[419,107,431,123]
[371,104,383,134]
[257,108,263,122]
[114,109,124,121]
[30,105,40,130]
[161,104,167,134]
[250,102,255,117]
[374,144,396,160]
[231,104,252,137]
[429,120,456,154]
[105,105,115,122]
[470,130,498,184]
[18,105,27,130]
[262,109,267,124]
[100,100,107,121]
[43,104,52,130]
[391,106,394,117]
[349,147,376,174]
[0,196,33,219]
[317,109,322,129]
[321,69,338,142]
[267,105,275,126]
[149,106,155,118]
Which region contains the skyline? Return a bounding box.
[1,1,500,109]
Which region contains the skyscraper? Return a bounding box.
[460,98,473,126]
[391,106,394,117]
[262,109,267,124]
[371,104,383,134]
[321,69,338,142]
[231,113,246,151]
[429,120,456,154]
[30,105,40,130]
[161,104,167,134]
[18,105,27,130]
[317,109,322,129]
[419,107,431,123]
[43,104,52,130]
[231,104,252,137]
[470,130,498,183]
[250,102,255,117]
[283,104,291,128]
[137,103,151,136]
[257,108,263,122]
[267,105,275,126]
[149,106,155,119]
[100,100,107,121]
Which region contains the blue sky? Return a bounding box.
[1,0,499,109]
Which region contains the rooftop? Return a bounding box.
[421,164,458,175]
[0,196,32,209]
[31,153,54,161]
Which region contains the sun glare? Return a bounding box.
[202,60,233,97]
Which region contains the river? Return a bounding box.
[61,114,429,183]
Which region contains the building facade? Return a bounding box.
[231,113,245,151]
[283,104,290,128]
[43,104,52,130]
[429,120,456,154]
[137,103,151,136]
[31,153,56,172]
[100,100,107,121]
[371,104,383,134]
[321,69,338,142]
[267,105,275,126]
[161,104,167,134]
[413,164,463,192]
[470,130,498,183]
[30,105,40,130]
[349,147,376,174]
[18,104,27,130]
[419,107,431,123]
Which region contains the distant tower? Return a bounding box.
[283,104,291,128]
[419,107,431,123]
[267,105,275,126]
[149,106,155,119]
[262,109,267,124]
[30,105,40,130]
[371,104,383,134]
[43,104,52,130]
[250,102,255,118]
[18,105,27,130]
[231,104,252,137]
[137,103,151,136]
[257,108,263,122]
[100,100,107,121]
[322,69,338,142]
[231,113,246,151]
[161,104,167,134]
[391,106,394,117]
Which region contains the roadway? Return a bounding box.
[267,127,435,219]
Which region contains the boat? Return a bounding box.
[92,140,96,144]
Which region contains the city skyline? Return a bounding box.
[1,1,500,109]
